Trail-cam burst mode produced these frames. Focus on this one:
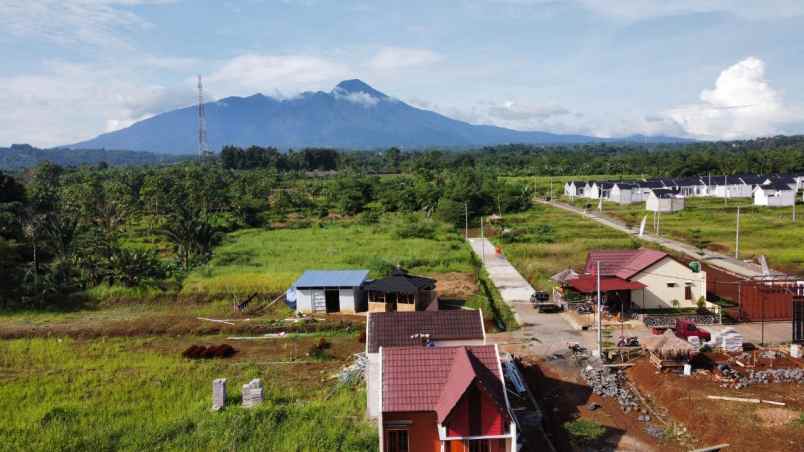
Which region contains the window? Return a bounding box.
[386,430,409,452]
[685,286,692,300]
[667,283,677,288]
[467,439,491,452]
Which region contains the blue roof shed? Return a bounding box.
[293,270,370,289]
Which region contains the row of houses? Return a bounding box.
[564,174,804,210]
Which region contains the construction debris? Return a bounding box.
[581,366,640,413]
[241,379,264,408]
[212,378,227,411]
[337,353,367,385]
[719,328,743,353]
[197,317,236,326]
[716,364,803,389]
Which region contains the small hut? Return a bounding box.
[641,330,696,369]
[363,267,437,312]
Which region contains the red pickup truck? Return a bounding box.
[673,320,711,342]
[652,320,711,342]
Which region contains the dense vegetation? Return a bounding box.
[0,160,530,308]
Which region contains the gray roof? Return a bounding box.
[292,270,369,288]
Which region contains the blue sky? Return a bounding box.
[2,0,804,147]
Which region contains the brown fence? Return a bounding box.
[707,266,803,321]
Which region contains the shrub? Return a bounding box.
[393,217,436,240]
[563,419,606,446]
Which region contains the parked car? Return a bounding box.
[673,320,711,342]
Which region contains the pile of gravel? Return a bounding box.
[581,366,640,413]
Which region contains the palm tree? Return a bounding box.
[160,205,220,271]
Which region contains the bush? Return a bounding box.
[366,256,396,277]
[563,419,606,446]
[393,216,436,240]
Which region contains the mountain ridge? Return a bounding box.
[66,79,693,154]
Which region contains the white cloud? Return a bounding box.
[486,1,804,20]
[206,54,349,97]
[0,59,195,147]
[367,47,442,71]
[0,0,176,49]
[487,100,571,121]
[666,57,801,139]
[333,88,380,107]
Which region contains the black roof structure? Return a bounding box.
[363,267,437,294]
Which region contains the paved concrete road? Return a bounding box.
[536,199,778,279]
[467,237,597,355]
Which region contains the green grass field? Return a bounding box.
[491,202,638,291]
[0,336,376,452]
[181,221,474,297]
[564,196,804,275]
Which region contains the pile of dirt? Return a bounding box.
[182,344,237,359]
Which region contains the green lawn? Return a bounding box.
[492,203,639,290]
[0,336,376,452]
[564,196,804,275]
[181,221,474,296]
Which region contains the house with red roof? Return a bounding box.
[567,249,707,310]
[379,345,516,452]
[366,310,487,419]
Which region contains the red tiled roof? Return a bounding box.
[584,249,667,280]
[568,275,646,294]
[381,345,502,414]
[367,310,484,354]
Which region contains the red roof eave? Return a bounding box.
[568,275,646,293]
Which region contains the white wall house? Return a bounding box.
[608,183,642,204]
[629,257,707,309]
[754,183,797,207]
[291,270,369,314]
[564,181,585,198]
[710,177,755,198]
[582,182,598,199]
[646,189,685,212]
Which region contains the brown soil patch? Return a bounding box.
[0,315,363,339]
[757,407,800,428]
[519,356,677,452]
[182,344,237,359]
[433,272,479,299]
[627,357,804,452]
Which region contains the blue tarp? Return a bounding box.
[291,270,369,289]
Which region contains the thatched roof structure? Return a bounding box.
[550,268,579,284]
[641,330,696,359]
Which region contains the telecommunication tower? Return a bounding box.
[197,75,211,158]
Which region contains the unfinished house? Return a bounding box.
[563,180,587,198]
[754,181,797,207]
[709,176,756,198]
[364,268,437,312]
[379,345,516,452]
[365,310,487,419]
[290,270,369,314]
[570,249,707,311]
[646,188,685,212]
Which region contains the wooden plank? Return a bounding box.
[707,396,760,404]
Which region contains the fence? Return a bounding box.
[707,270,803,322]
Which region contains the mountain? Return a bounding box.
[66,79,690,154]
[0,144,187,170]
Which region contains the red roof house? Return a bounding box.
[380,345,515,452]
[568,249,707,310]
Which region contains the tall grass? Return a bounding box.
[182,222,473,296]
[565,196,804,275]
[493,203,637,289]
[0,337,376,451]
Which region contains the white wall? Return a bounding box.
[366,352,381,418]
[629,257,706,309]
[296,289,314,313]
[339,288,356,313]
[646,196,684,212]
[754,188,795,207]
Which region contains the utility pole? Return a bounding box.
[197,75,211,160]
[549,176,553,201]
[596,260,602,358]
[480,216,485,265]
[735,206,741,259]
[793,198,797,223]
[464,202,469,239]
